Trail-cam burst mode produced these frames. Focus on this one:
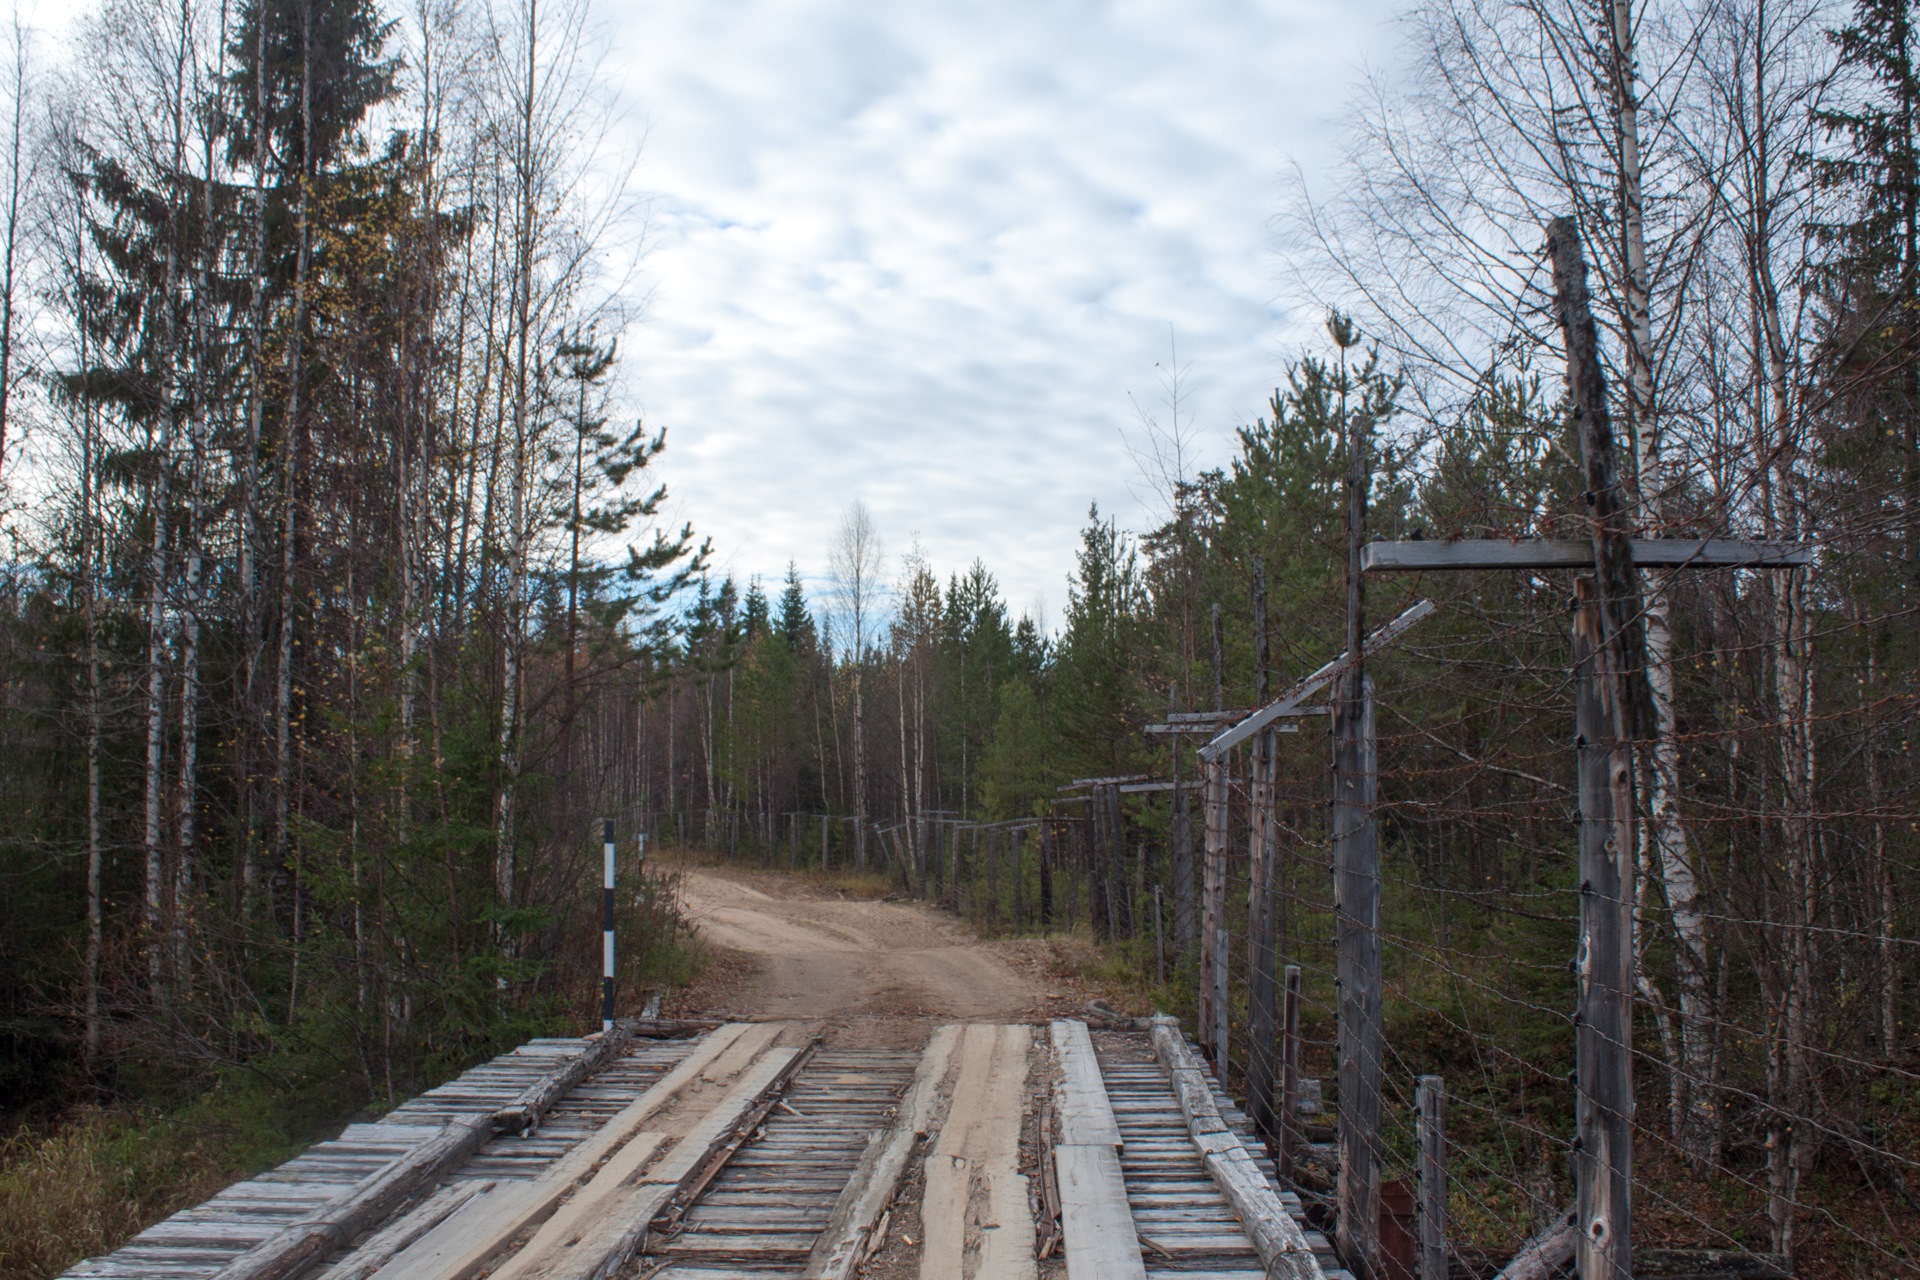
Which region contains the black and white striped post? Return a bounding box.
[601,818,616,1033]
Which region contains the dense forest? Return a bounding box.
[0,0,1914,1274]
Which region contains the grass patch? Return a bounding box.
[0,1081,315,1280]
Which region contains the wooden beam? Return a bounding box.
[1246,733,1279,1146]
[1416,1075,1447,1280]
[1361,536,1811,573]
[1199,600,1435,762]
[1146,716,1314,735]
[1551,213,1638,1280]
[1200,757,1229,1079]
[803,1025,962,1280]
[1147,1016,1326,1280]
[494,1025,634,1135]
[1060,774,1152,791]
[1333,673,1383,1280]
[1055,1144,1147,1280]
[1052,1019,1124,1149]
[1572,578,1635,1280]
[1277,965,1302,1183]
[209,1114,495,1280]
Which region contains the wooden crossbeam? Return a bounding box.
[1059,774,1151,791]
[1145,711,1321,735]
[1198,599,1435,761]
[1362,537,1811,573]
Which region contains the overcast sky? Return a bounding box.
[601,0,1399,627]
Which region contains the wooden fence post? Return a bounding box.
[1249,733,1278,1146]
[1550,215,1641,1280]
[1154,883,1165,986]
[1572,579,1635,1280]
[1334,673,1382,1280]
[1202,753,1229,1080]
[1248,556,1279,1143]
[1039,820,1054,926]
[1279,964,1302,1182]
[1416,1074,1446,1280]
[1098,786,1113,936]
[1013,827,1025,929]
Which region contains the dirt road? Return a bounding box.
[670,866,1053,1034]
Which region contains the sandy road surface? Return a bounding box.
[671,867,1047,1030]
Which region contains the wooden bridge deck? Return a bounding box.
[60,1021,1350,1280]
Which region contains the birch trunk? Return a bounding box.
[1607,0,1715,1159]
[852,661,866,868]
[494,0,541,947]
[0,16,25,493]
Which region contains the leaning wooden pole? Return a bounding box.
[1548,215,1642,1280]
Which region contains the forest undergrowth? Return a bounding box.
[0,917,700,1280]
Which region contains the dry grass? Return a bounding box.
[0,1107,276,1280]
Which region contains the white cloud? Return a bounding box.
[602,0,1395,621]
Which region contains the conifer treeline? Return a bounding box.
[0,0,704,1112]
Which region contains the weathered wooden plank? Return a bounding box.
[1054,1144,1146,1280]
[920,1024,1034,1280]
[1360,536,1811,573]
[801,1025,961,1280]
[207,1113,494,1280]
[373,1023,760,1280]
[490,1035,808,1280]
[492,1025,633,1135]
[314,1179,496,1280]
[1145,1017,1325,1280]
[1051,1021,1123,1150]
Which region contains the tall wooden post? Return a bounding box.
[1211,601,1225,712]
[1098,786,1113,936]
[1279,964,1302,1182]
[1550,215,1641,1280]
[1248,558,1279,1146]
[1572,580,1635,1279]
[1172,749,1196,959]
[1154,882,1166,985]
[1039,819,1054,926]
[1416,1075,1447,1280]
[1201,753,1229,1078]
[1334,673,1382,1279]
[1248,729,1278,1144]
[1334,299,1384,1280]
